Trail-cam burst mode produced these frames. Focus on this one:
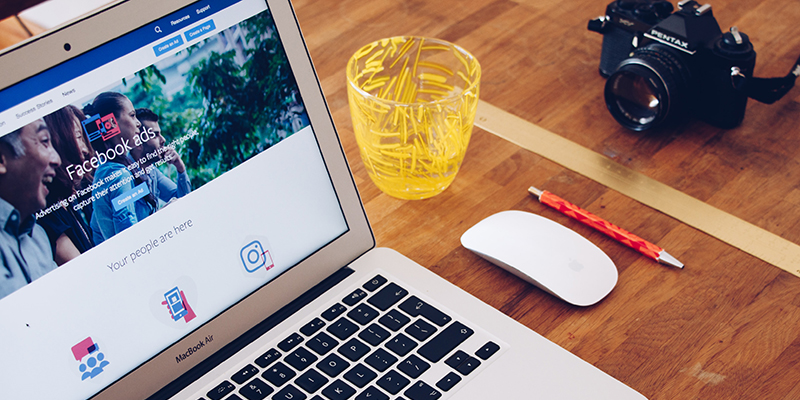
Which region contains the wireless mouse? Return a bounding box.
[460,210,617,306]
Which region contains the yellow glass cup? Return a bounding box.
[346,37,481,200]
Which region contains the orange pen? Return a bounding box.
[528,186,683,269]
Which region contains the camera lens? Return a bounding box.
[606,70,661,128]
[64,43,72,51]
[604,44,689,131]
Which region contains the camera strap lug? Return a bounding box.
[587,15,609,33]
[730,67,747,90]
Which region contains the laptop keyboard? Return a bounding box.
[200,274,502,400]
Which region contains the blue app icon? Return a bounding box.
[164,287,188,321]
[240,240,267,272]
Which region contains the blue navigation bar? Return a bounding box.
[0,0,241,113]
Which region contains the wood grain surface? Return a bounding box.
[291,0,800,399]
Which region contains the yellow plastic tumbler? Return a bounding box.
[346,37,481,200]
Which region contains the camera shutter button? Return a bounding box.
[729,26,743,45]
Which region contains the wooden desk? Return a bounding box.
[292,0,800,399]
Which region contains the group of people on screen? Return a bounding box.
[0,92,192,300]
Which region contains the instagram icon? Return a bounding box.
[240,240,273,273]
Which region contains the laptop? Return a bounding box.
[0,0,648,399]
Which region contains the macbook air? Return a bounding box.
[0,0,647,399]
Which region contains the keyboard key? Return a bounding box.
[318,353,350,378]
[232,364,259,385]
[398,355,430,379]
[378,310,410,331]
[455,356,481,375]
[385,333,417,357]
[343,289,368,306]
[417,322,473,363]
[254,348,281,369]
[347,303,380,325]
[322,304,348,321]
[355,386,388,400]
[364,348,397,372]
[300,318,326,336]
[327,317,359,340]
[274,384,306,400]
[262,362,296,387]
[307,332,339,356]
[344,363,377,388]
[367,283,408,311]
[377,370,410,395]
[403,381,441,400]
[227,394,244,400]
[444,350,468,369]
[322,379,356,400]
[363,275,387,291]
[435,372,461,392]
[285,347,318,371]
[404,319,437,341]
[295,369,329,393]
[358,324,390,346]
[278,333,304,352]
[238,377,273,400]
[338,338,370,361]
[398,297,451,327]
[207,380,235,400]
[475,341,500,360]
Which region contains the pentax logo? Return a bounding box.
[648,29,689,49]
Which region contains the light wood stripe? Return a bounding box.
[475,100,800,277]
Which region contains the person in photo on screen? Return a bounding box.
[133,108,192,207]
[84,92,159,244]
[0,120,61,300]
[38,105,97,265]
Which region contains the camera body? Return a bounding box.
[589,0,675,77]
[589,0,757,130]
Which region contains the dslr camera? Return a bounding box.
[588,0,756,130]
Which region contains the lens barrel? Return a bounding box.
[604,44,690,131]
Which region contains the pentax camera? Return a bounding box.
[588,0,762,131]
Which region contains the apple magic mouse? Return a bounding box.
[460,210,617,306]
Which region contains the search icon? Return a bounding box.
[154,26,162,33]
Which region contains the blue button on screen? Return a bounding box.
[112,182,151,211]
[153,35,185,57]
[184,20,216,42]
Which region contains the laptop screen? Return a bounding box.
[0,0,349,398]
